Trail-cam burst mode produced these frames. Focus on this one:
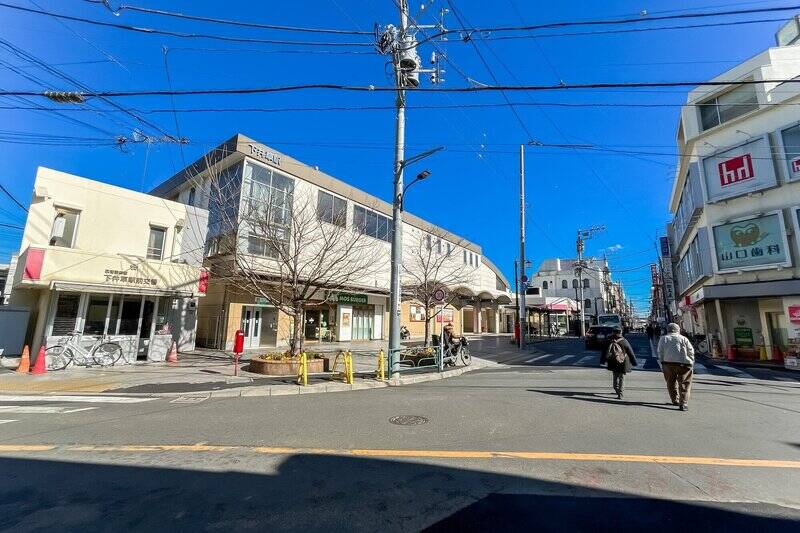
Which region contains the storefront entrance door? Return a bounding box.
[241,306,262,349]
[352,307,373,341]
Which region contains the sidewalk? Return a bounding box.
[0,339,499,397]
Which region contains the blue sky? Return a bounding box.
[0,1,794,312]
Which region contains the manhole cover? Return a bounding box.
[389,415,429,426]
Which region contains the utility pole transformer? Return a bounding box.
[575,225,605,336]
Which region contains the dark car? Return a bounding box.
[585,326,614,350]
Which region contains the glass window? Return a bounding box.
[50,207,79,248]
[447,243,452,255]
[463,250,467,264]
[377,216,389,241]
[353,205,366,233]
[572,279,578,288]
[561,280,568,289]
[542,281,548,290]
[699,84,758,131]
[108,295,120,334]
[583,278,590,289]
[119,296,141,335]
[436,239,442,254]
[317,191,347,227]
[147,227,166,260]
[425,235,432,250]
[585,299,592,310]
[51,293,81,336]
[365,210,378,237]
[84,295,110,335]
[187,187,196,206]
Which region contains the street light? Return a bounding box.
[399,170,431,209]
[388,146,444,379]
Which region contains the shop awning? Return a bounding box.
[50,281,196,298]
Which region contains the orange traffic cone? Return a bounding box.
[15,345,30,373]
[166,341,178,363]
[30,345,47,375]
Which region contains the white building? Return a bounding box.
[667,20,800,364]
[530,258,618,321]
[149,134,512,350]
[9,168,209,362]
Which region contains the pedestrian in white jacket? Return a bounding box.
[657,323,695,411]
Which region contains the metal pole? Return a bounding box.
[577,233,586,337]
[388,1,409,379]
[518,145,526,348]
[514,259,520,344]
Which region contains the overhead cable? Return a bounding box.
[0,3,373,47]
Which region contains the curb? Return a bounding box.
[0,359,494,399]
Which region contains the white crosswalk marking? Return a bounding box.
[0,406,97,414]
[576,356,595,366]
[0,395,154,404]
[693,363,708,375]
[0,419,17,425]
[524,354,552,363]
[550,355,573,364]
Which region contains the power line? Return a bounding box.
[0,183,27,213]
[9,77,800,98]
[0,3,373,47]
[0,222,23,230]
[89,1,372,35]
[420,3,800,40]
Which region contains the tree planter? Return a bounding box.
[248,357,325,376]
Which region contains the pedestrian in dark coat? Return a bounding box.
[600,327,638,399]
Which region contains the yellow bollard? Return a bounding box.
[345,351,354,385]
[376,349,385,381]
[297,351,308,386]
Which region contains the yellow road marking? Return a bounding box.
[0,444,798,469]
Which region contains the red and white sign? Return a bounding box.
[789,304,800,325]
[792,158,800,174]
[718,154,754,187]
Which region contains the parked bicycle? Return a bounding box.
[690,334,709,356]
[45,332,124,370]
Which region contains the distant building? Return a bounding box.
[529,257,627,322]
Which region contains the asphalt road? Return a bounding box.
[1,334,799,532]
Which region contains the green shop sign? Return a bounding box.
[733,327,754,348]
[332,292,368,305]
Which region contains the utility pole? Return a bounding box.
[383,2,446,378]
[575,225,605,336]
[387,2,409,379]
[518,144,526,348]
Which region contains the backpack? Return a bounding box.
[608,339,626,364]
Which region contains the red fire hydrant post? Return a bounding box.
[233,329,245,376]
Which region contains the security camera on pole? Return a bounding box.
[378,2,448,379]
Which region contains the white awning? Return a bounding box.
[50,281,195,298]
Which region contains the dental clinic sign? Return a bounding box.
[701,136,777,203]
[711,212,791,272]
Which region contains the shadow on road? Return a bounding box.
[1,454,798,531]
[529,389,677,411]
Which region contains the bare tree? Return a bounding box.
[402,229,475,346]
[198,151,386,356]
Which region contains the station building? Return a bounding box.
[149,133,512,351]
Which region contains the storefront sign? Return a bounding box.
[435,308,454,323]
[660,257,675,303]
[255,296,270,306]
[659,236,670,257]
[785,298,800,341]
[650,264,659,285]
[701,136,777,203]
[104,266,157,287]
[734,326,754,348]
[711,212,790,272]
[778,123,800,182]
[247,144,282,166]
[332,292,368,305]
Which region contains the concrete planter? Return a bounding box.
[248,357,325,376]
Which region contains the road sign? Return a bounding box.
[433,288,446,302]
[521,275,528,283]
